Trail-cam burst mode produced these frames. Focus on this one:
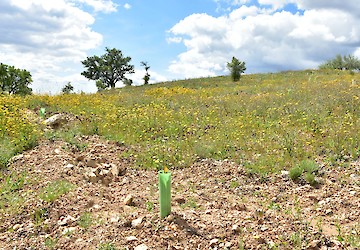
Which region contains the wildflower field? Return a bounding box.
[1,69,359,173]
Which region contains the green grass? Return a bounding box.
[0,172,27,214]
[2,69,359,174]
[78,212,93,229]
[39,180,75,203]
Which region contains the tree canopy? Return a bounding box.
[319,54,360,71]
[0,63,32,95]
[81,47,135,89]
[227,57,246,82]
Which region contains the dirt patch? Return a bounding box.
[0,136,359,249]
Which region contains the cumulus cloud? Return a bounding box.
[124,3,131,10]
[168,1,360,78]
[70,0,118,13]
[0,0,117,93]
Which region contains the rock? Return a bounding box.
[224,242,232,248]
[281,170,289,177]
[232,224,241,234]
[306,240,321,250]
[13,224,21,231]
[84,171,99,183]
[110,164,119,176]
[126,236,138,242]
[123,195,134,206]
[209,238,219,247]
[131,217,144,229]
[9,154,24,163]
[62,227,76,235]
[76,155,85,162]
[44,114,65,128]
[134,244,148,250]
[58,215,76,226]
[174,196,186,204]
[85,158,98,168]
[64,164,74,169]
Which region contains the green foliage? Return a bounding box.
[81,47,135,89]
[78,212,93,229]
[289,167,303,181]
[96,80,107,92]
[141,61,151,85]
[45,236,58,249]
[227,56,246,81]
[319,54,360,70]
[0,63,32,95]
[0,172,27,213]
[289,160,319,186]
[62,82,74,94]
[39,180,75,203]
[98,242,117,250]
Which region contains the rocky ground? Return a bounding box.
[0,134,359,250]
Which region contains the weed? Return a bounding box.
[78,212,93,229]
[289,166,303,181]
[304,172,317,186]
[39,180,75,203]
[33,208,48,225]
[230,180,240,188]
[45,236,58,249]
[0,172,27,213]
[98,242,117,250]
[146,201,154,212]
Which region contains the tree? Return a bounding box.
[319,54,360,70]
[81,47,135,89]
[140,61,150,85]
[227,57,246,82]
[61,82,74,94]
[0,63,32,95]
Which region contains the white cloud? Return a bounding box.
[70,0,118,13]
[167,2,360,78]
[0,0,111,93]
[124,3,131,10]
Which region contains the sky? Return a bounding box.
[1,0,360,94]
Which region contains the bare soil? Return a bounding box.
[0,135,359,249]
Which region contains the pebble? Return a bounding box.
[131,217,143,229]
[134,244,148,250]
[126,236,138,242]
[209,238,219,247]
[62,227,76,235]
[123,195,134,206]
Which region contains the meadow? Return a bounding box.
[1,69,359,174]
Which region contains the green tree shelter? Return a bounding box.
[81,47,135,89]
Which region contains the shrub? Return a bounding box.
[289,166,303,181]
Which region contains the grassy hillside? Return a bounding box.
[1,69,359,173]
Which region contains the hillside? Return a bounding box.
[0,70,359,249]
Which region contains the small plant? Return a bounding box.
[146,201,154,212]
[45,236,58,249]
[289,166,303,181]
[304,172,317,186]
[98,242,117,250]
[230,180,240,188]
[39,180,75,203]
[78,212,93,229]
[289,160,319,186]
[33,207,48,225]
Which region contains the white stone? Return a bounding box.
[131,217,143,229]
[134,244,148,250]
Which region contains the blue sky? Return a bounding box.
[1,0,360,93]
